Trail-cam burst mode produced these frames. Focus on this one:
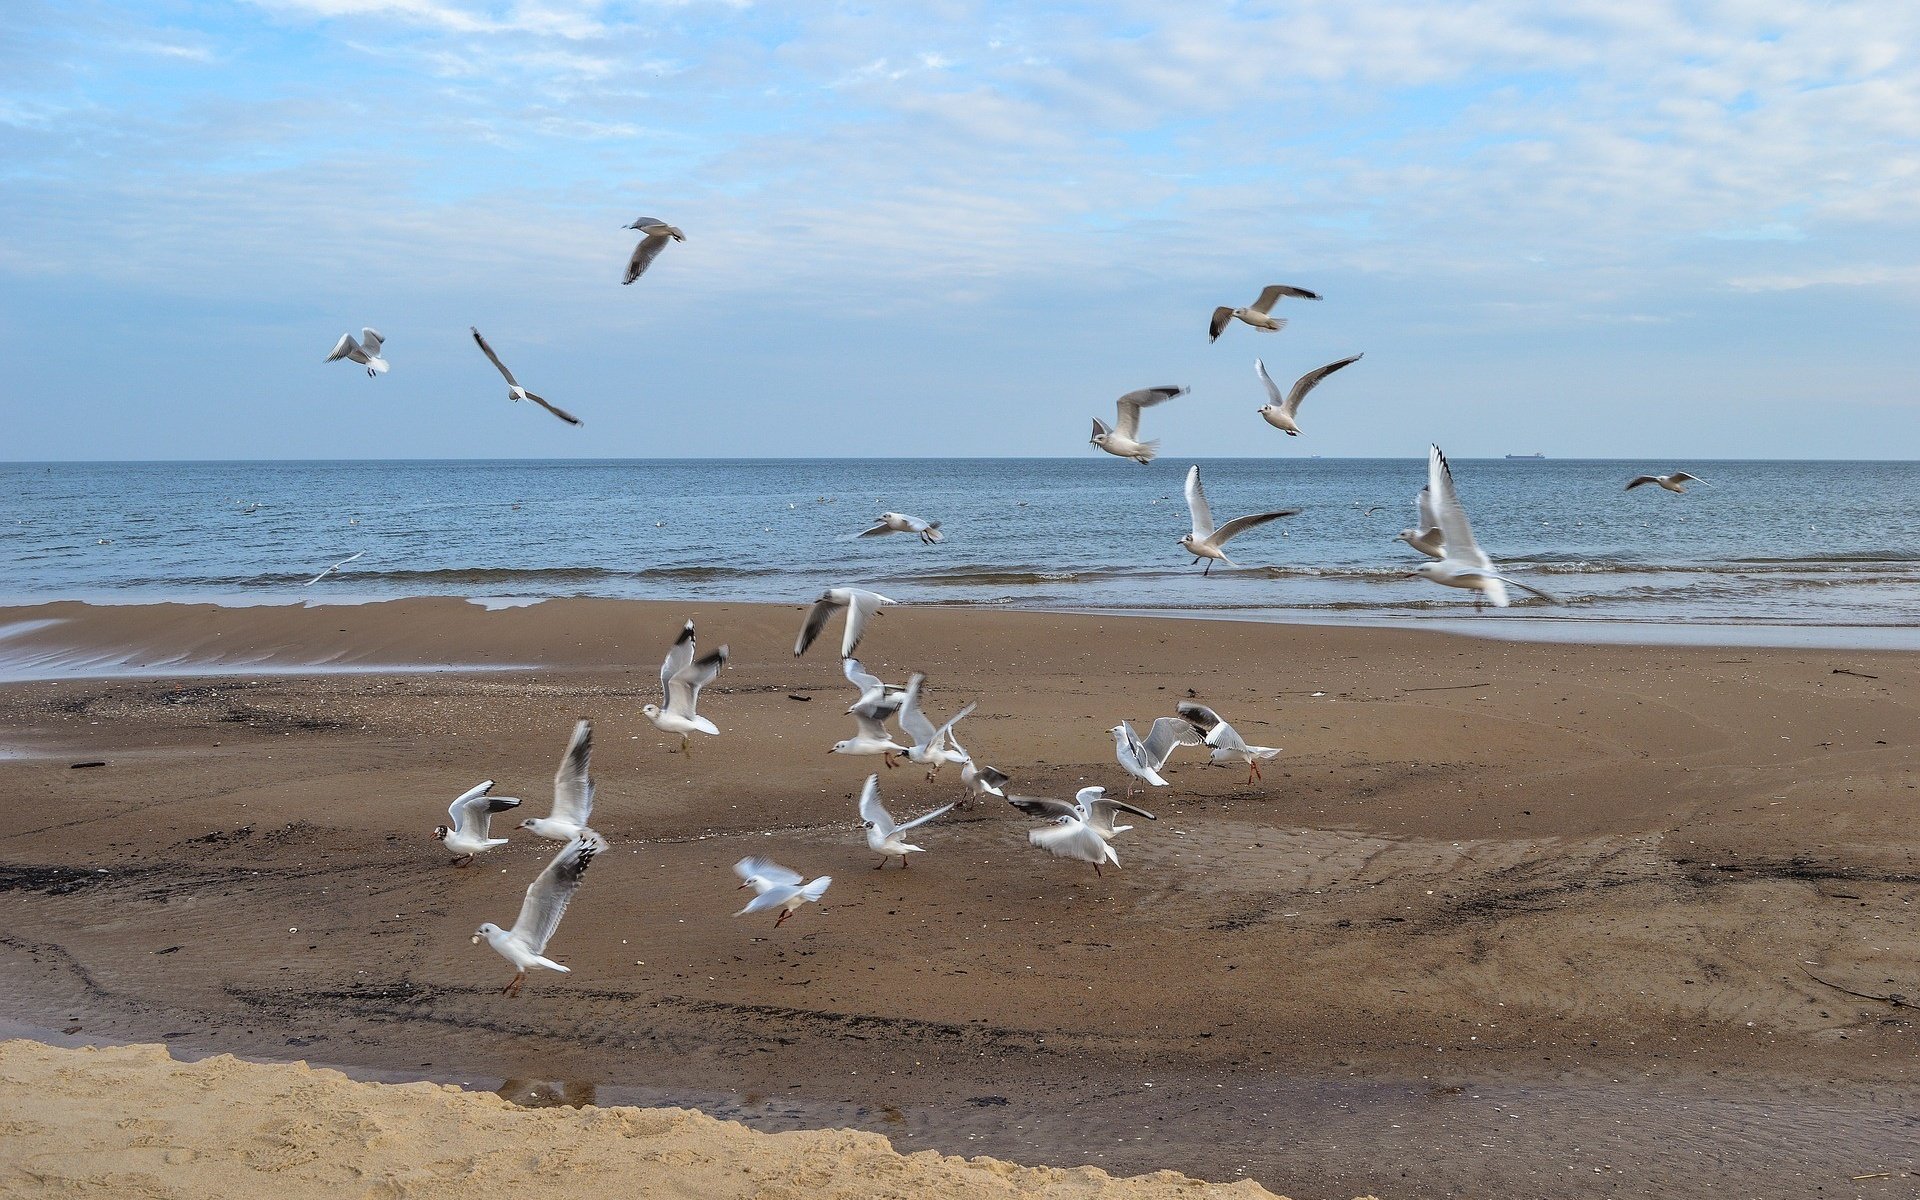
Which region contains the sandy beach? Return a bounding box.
[1,598,1916,1197]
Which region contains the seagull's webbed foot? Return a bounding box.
[774,910,791,928]
[1203,560,1213,576]
[873,859,888,870]
[454,855,474,868]
[883,753,897,769]
[899,855,909,869]
[502,972,524,997]
[1093,863,1103,877]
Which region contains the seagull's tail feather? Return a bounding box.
[801,876,832,902]
[1136,439,1160,464]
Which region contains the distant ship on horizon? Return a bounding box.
[1504,452,1547,460]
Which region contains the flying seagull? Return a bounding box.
[842,656,908,716]
[859,511,944,543]
[1012,785,1156,839]
[1626,472,1706,494]
[433,780,521,867]
[1398,485,1446,560]
[472,828,606,996]
[897,672,975,780]
[733,856,832,928]
[1255,354,1362,436]
[1415,445,1557,610]
[1112,716,1206,798]
[303,550,365,587]
[517,719,594,842]
[641,620,727,754]
[794,587,896,657]
[1176,700,1281,784]
[857,774,955,869]
[1181,464,1299,574]
[622,217,684,285]
[325,328,388,376]
[1209,284,1320,342]
[470,326,582,426]
[1091,386,1186,464]
[951,732,1009,807]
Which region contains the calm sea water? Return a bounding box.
[4,459,1917,640]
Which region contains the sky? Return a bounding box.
[2,0,1916,460]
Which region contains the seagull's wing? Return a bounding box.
[857,520,896,538]
[1499,575,1560,604]
[668,647,726,717]
[1203,718,1251,753]
[795,594,844,656]
[930,700,976,746]
[509,829,606,955]
[659,621,695,707]
[1212,507,1300,546]
[1143,715,1206,769]
[1173,701,1223,735]
[1429,444,1490,569]
[1091,416,1112,439]
[623,232,671,285]
[1416,485,1440,534]
[1184,465,1215,540]
[842,589,893,656]
[325,333,359,363]
[895,801,956,834]
[1113,387,1183,441]
[360,328,384,355]
[449,780,520,837]
[1254,357,1285,405]
[736,882,802,915]
[851,706,895,740]
[1252,284,1321,313]
[1624,476,1658,491]
[898,673,937,746]
[857,774,895,838]
[524,392,583,426]
[1284,353,1362,417]
[734,855,802,889]
[1088,796,1157,826]
[1007,794,1080,820]
[303,549,365,586]
[1670,472,1704,485]
[551,719,593,826]
[973,765,1010,794]
[1209,306,1233,342]
[843,656,884,699]
[470,327,519,387]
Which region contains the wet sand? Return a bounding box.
[1,598,1917,1198]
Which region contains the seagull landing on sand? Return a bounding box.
[1091,386,1185,464]
[473,829,605,997]
[951,732,1008,808]
[733,856,832,928]
[1112,717,1206,798]
[1209,284,1320,342]
[325,328,387,376]
[433,780,520,867]
[1180,464,1298,575]
[842,657,907,717]
[622,217,684,284]
[1415,445,1558,611]
[470,327,582,426]
[641,621,727,754]
[898,672,975,781]
[304,550,365,587]
[1398,485,1445,560]
[1016,787,1154,875]
[1255,354,1362,436]
[859,511,944,543]
[1626,472,1706,494]
[1176,701,1280,784]
[795,587,896,657]
[517,719,594,842]
[858,774,955,869]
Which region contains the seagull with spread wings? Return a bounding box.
[857,774,955,869]
[472,829,605,996]
[470,326,582,426]
[1255,354,1362,436]
[1112,716,1206,798]
[951,732,1009,807]
[1176,700,1281,784]
[896,672,976,781]
[517,719,595,842]
[1415,445,1557,610]
[1209,284,1320,342]
[621,216,684,285]
[794,587,896,656]
[1180,464,1299,574]
[433,780,521,867]
[641,620,728,754]
[733,856,832,928]
[1398,485,1446,560]
[859,511,944,543]
[1626,471,1706,494]
[325,328,388,377]
[303,550,365,587]
[1016,786,1156,875]
[1090,385,1186,464]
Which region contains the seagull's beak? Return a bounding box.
[737,881,752,890]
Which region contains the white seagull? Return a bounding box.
[1091,386,1186,464]
[1112,717,1206,798]
[898,672,976,780]
[1626,471,1706,494]
[622,217,684,285]
[733,856,832,928]
[842,656,908,717]
[1398,485,1446,560]
[1013,785,1156,840]
[794,587,897,657]
[303,550,365,587]
[325,328,388,376]
[859,511,944,543]
[472,828,606,997]
[433,780,520,867]
[857,774,955,869]
[1255,354,1362,436]
[1209,284,1320,342]
[1180,464,1299,575]
[470,326,583,427]
[951,732,1009,807]
[640,620,727,754]
[517,719,594,842]
[1415,445,1557,610]
[1176,700,1281,784]
[830,688,912,766]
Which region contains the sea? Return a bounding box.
[4,458,1917,646]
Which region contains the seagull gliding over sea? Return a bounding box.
[1626,472,1706,494]
[1209,284,1320,342]
[1091,386,1185,464]
[1181,464,1299,574]
[325,328,388,376]
[1415,445,1557,610]
[1255,354,1362,436]
[470,327,582,426]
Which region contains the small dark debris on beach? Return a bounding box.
[69,761,106,769]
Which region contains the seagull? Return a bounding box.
[1415,445,1557,610]
[859,511,944,543]
[1175,700,1281,783]
[897,673,975,780]
[325,328,388,376]
[1180,464,1299,575]
[830,693,912,766]
[303,550,365,586]
[1255,354,1362,436]
[1016,786,1153,875]
[640,620,727,754]
[857,774,955,869]
[517,719,594,841]
[1091,386,1185,464]
[1209,284,1320,342]
[433,780,520,867]
[470,327,582,426]
[1398,486,1446,560]
[1012,785,1156,839]
[842,656,908,717]
[622,217,684,285]
[472,828,606,997]
[794,587,896,656]
[1112,716,1206,798]
[733,856,832,928]
[1626,471,1706,494]
[950,732,1009,807]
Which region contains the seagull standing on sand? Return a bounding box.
[733,857,832,928]
[1091,386,1186,464]
[1415,445,1557,610]
[951,732,1009,807]
[470,327,583,426]
[1209,284,1320,342]
[622,217,684,284]
[1626,472,1706,494]
[859,512,944,543]
[898,673,976,780]
[325,328,388,376]
[857,774,955,869]
[1255,354,1362,436]
[1176,701,1281,783]
[1398,486,1446,560]
[303,550,365,587]
[517,719,594,841]
[433,780,520,866]
[794,587,896,656]
[1180,465,1299,575]
[472,829,605,996]
[640,621,728,754]
[1112,717,1206,797]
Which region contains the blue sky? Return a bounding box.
[2,0,1916,459]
